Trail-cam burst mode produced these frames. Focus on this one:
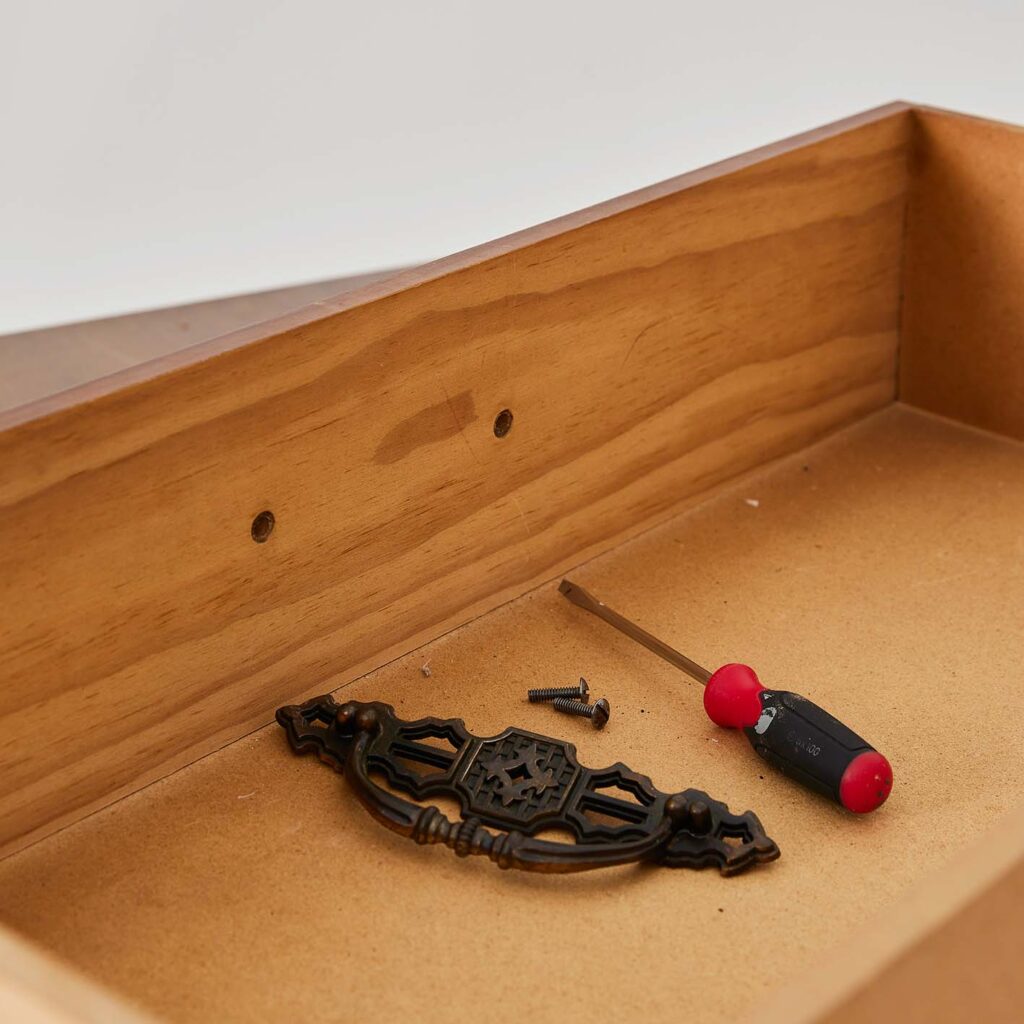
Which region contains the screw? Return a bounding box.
[527,678,590,703]
[551,697,610,729]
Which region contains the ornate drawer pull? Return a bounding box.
[276,696,780,876]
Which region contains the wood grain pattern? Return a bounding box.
[901,108,1024,439]
[0,268,401,415]
[0,105,910,854]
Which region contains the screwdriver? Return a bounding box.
[559,579,893,813]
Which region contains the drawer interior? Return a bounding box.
[1,404,1021,1024]
[3,101,1024,1023]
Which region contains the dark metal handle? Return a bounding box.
[276,696,781,876]
[344,725,680,872]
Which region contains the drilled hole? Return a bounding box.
[493,408,514,438]
[251,510,275,543]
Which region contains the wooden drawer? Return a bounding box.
[1,101,1022,1024]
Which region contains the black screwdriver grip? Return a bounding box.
[742,689,892,812]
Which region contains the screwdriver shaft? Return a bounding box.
[558,579,712,685]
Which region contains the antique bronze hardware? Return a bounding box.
[276,696,780,876]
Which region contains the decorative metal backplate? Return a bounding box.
[277,696,780,876]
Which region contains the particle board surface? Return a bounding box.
[0,923,152,1024]
[756,792,1024,1024]
[823,847,1024,1024]
[2,404,1021,1024]
[0,106,910,856]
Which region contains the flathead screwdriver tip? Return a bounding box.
[559,578,599,608]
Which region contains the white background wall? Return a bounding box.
[2,0,1023,334]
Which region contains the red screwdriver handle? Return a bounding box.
[704,664,892,813]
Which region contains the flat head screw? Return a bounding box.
[552,696,610,730]
[527,678,590,703]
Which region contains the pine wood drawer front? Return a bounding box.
[0,106,908,854]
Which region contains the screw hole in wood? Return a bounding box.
[251,510,275,543]
[493,409,514,438]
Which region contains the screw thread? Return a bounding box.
[527,678,588,703]
[551,697,594,718]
